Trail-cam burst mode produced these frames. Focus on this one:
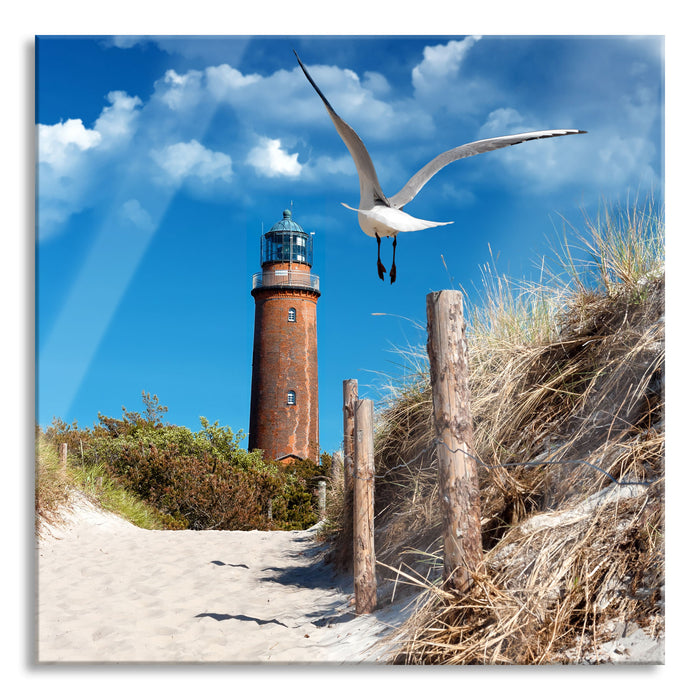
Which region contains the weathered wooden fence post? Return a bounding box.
[59,443,68,477]
[341,379,358,564]
[343,379,358,495]
[353,398,377,614]
[426,290,483,594]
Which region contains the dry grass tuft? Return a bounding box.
[326,199,665,663]
[393,479,664,664]
[35,433,73,532]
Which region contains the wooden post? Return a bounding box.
[426,290,483,594]
[343,380,358,496]
[59,443,68,477]
[318,480,327,520]
[353,399,377,614]
[341,380,358,564]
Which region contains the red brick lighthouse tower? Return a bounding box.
[248,209,320,463]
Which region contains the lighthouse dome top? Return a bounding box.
[268,209,306,234]
[261,208,313,267]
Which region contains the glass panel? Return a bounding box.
[261,231,313,265]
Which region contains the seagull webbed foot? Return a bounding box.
[390,235,397,284]
[375,233,386,281]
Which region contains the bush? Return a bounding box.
[39,393,325,531]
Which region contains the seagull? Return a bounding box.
[295,51,586,284]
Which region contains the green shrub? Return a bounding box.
[40,393,325,531]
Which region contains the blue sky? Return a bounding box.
[35,34,664,454]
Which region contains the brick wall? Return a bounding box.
[248,267,320,462]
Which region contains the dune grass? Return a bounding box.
[326,198,665,663]
[35,433,72,531]
[71,458,178,530]
[35,433,174,533]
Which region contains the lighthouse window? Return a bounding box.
[288,307,297,322]
[287,390,297,405]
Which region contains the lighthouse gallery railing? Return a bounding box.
[252,270,320,292]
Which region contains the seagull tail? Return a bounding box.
[341,203,453,232]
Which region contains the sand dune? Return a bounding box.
[36,493,410,664]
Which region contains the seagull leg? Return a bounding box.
[390,235,397,284]
[375,233,386,280]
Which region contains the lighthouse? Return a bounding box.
[248,209,321,463]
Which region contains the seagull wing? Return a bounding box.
[388,129,586,209]
[295,51,389,209]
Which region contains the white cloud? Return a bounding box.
[475,109,659,194]
[37,90,145,240]
[409,36,496,116]
[594,134,658,189]
[362,71,391,96]
[151,140,233,183]
[155,69,205,111]
[36,38,662,241]
[308,154,356,177]
[293,63,434,141]
[93,91,142,145]
[38,92,141,174]
[108,36,252,66]
[474,107,581,189]
[119,199,155,233]
[478,108,530,137]
[412,36,481,98]
[205,64,262,99]
[38,118,101,168]
[38,92,141,173]
[246,137,302,178]
[620,84,659,134]
[108,36,146,49]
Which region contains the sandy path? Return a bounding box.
[37,494,408,663]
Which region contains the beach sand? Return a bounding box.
[36,493,412,664]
